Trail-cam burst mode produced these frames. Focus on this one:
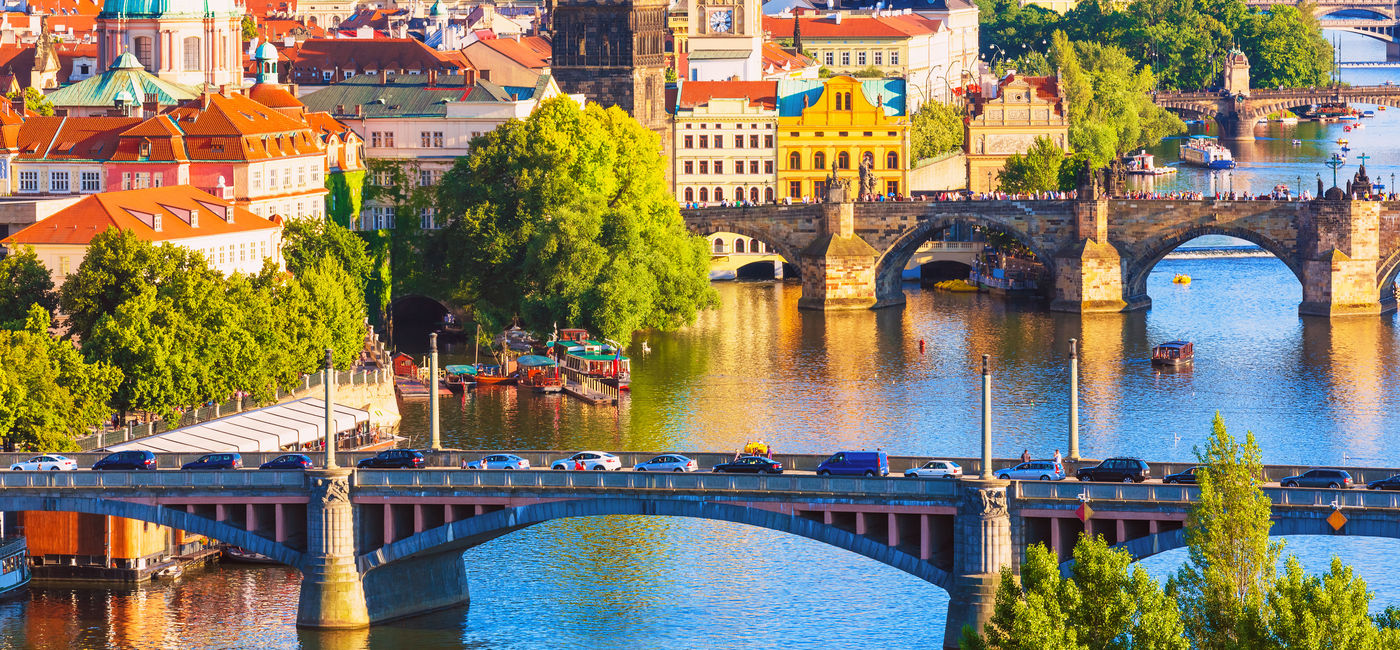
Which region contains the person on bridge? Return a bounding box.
[1053,449,1063,465]
[574,458,585,471]
[1021,449,1032,464]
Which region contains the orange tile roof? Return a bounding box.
[281,38,474,85]
[677,81,779,110]
[248,82,304,109]
[473,37,549,70]
[26,0,100,15]
[760,42,815,72]
[110,115,188,162]
[762,14,943,39]
[18,116,141,160]
[2,185,282,247]
[258,18,326,40]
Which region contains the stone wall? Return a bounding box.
[909,152,968,192]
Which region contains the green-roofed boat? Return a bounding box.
[551,328,631,391]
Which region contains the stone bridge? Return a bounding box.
[4,466,1400,647]
[682,198,1400,317]
[1245,0,1400,57]
[1153,85,1400,140]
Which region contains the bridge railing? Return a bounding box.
[0,470,307,489]
[1016,479,1400,509]
[355,469,964,498]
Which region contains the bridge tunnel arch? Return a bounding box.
[694,227,803,282]
[1121,226,1305,308]
[875,215,1056,306]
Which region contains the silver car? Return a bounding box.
[634,454,698,472]
[993,461,1065,481]
[466,454,531,470]
[905,460,962,479]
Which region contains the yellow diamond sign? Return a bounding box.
[1327,509,1348,531]
[1077,502,1093,523]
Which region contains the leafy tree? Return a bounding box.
[281,217,372,290]
[242,14,258,41]
[963,544,1081,650]
[0,306,119,451]
[851,65,885,78]
[1236,5,1333,89]
[299,259,367,370]
[7,87,53,116]
[1168,413,1280,649]
[664,67,678,82]
[910,101,965,161]
[432,97,716,340]
[997,136,1064,193]
[1052,31,1185,166]
[0,246,57,328]
[1263,556,1400,648]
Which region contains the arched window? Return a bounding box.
[749,187,759,203]
[713,238,725,253]
[714,186,723,201]
[183,36,201,71]
[764,187,774,203]
[735,239,746,253]
[734,187,745,202]
[813,151,826,170]
[836,151,850,169]
[788,151,801,170]
[134,36,154,69]
[886,151,899,169]
[684,187,694,202]
[699,187,709,202]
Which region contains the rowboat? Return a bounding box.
[443,364,476,392]
[473,365,516,386]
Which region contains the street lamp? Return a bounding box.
[1228,172,1234,196]
[987,171,993,194]
[1296,175,1301,199]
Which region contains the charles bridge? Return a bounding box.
[1152,85,1400,140]
[5,450,1400,648]
[681,196,1400,317]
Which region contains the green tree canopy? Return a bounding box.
[910,101,966,161]
[0,306,119,451]
[7,87,53,116]
[997,136,1065,193]
[432,97,716,340]
[281,217,372,290]
[0,246,57,328]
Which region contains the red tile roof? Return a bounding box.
[677,81,779,110]
[762,14,943,39]
[281,38,474,85]
[471,36,549,70]
[760,42,815,73]
[26,0,99,15]
[17,116,141,160]
[248,82,304,109]
[258,18,326,40]
[2,186,282,246]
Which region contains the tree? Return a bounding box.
[299,259,367,370]
[1051,32,1185,166]
[0,306,119,451]
[1263,556,1400,649]
[0,246,57,328]
[281,217,372,290]
[997,137,1064,193]
[910,101,965,161]
[241,14,258,41]
[432,97,716,340]
[1237,4,1333,89]
[7,87,53,116]
[1168,413,1280,649]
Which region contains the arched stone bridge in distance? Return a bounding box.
[6,465,1400,648]
[681,198,1400,317]
[1152,85,1400,140]
[1244,0,1400,58]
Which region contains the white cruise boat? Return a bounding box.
[1179,135,1236,169]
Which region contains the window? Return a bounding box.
[713,238,725,253]
[374,170,392,186]
[420,207,437,229]
[371,132,382,147]
[886,180,899,196]
[80,171,100,192]
[699,187,709,202]
[749,134,758,148]
[251,169,262,191]
[764,135,773,148]
[684,135,693,148]
[383,132,394,147]
[269,168,278,189]
[886,151,899,169]
[134,36,154,69]
[420,132,434,147]
[183,36,201,70]
[49,171,69,193]
[841,52,850,66]
[735,238,746,253]
[765,187,774,202]
[711,161,721,174]
[824,52,833,65]
[857,51,867,66]
[18,170,37,192]
[764,160,773,174]
[814,151,826,170]
[734,135,744,148]
[683,160,694,174]
[699,135,708,149]
[836,152,850,169]
[420,169,433,186]
[874,51,883,66]
[748,160,758,174]
[713,186,723,200]
[322,70,333,81]
[788,151,800,170]
[699,161,709,174]
[713,135,724,150]
[684,187,694,202]
[749,187,759,203]
[120,172,130,190]
[297,165,306,187]
[890,51,899,65]
[788,180,801,198]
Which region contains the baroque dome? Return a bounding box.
[100,0,241,18]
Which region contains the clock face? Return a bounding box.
[708,9,733,33]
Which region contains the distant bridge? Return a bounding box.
[1245,0,1400,55]
[1152,85,1400,140]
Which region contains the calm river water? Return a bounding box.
[5,40,1400,650]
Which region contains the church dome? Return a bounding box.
[100,0,240,18]
[255,41,279,62]
[111,50,143,71]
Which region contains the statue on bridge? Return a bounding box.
[824,160,852,203]
[858,152,877,198]
[1075,158,1101,199]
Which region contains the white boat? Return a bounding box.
[1290,139,1302,146]
[1179,135,1236,169]
[0,537,29,598]
[1276,116,1298,124]
[1125,150,1176,175]
[1362,110,1376,117]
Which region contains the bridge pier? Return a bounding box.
[1299,201,1385,317]
[798,200,882,310]
[1215,115,1256,142]
[362,548,471,623]
[943,479,1012,648]
[297,469,370,629]
[1050,200,1133,313]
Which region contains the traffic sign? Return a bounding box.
[1327,509,1347,531]
[1076,502,1094,523]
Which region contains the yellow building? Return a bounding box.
[776,76,910,201]
[964,73,1069,193]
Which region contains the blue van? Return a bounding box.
[816,451,889,477]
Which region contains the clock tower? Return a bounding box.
[685,0,761,81]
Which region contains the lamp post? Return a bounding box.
[981,354,993,480]
[986,171,992,194]
[1068,339,1079,461]
[1296,175,1301,199]
[429,332,440,452]
[323,348,336,469]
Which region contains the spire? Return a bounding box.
[792,15,802,53]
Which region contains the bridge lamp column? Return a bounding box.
[981,354,993,480]
[324,348,336,469]
[1068,339,1079,461]
[429,332,440,452]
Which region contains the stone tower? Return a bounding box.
[1223,49,1250,97]
[550,0,671,133]
[685,0,762,81]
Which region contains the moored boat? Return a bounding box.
[473,364,516,386]
[1179,135,1235,169]
[222,546,280,565]
[0,536,29,598]
[443,364,476,392]
[552,329,631,390]
[1125,150,1177,176]
[1151,341,1194,367]
[516,355,563,393]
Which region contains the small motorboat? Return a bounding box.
[473,364,516,386]
[1337,138,1349,146]
[1151,341,1194,367]
[1291,139,1302,146]
[1379,106,1387,111]
[1173,274,1191,284]
[154,564,183,579]
[223,546,279,565]
[1363,109,1376,117]
[443,364,476,392]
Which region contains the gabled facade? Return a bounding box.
[776,75,910,201]
[964,73,1068,192]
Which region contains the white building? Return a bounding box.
[95,0,245,89]
[687,0,763,81]
[672,81,779,205]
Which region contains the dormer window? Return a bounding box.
[152,214,162,231]
[139,142,151,157]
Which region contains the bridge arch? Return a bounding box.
[1120,225,1305,302]
[874,213,1056,305]
[356,498,954,591]
[1100,511,1400,566]
[0,494,305,568]
[685,220,805,271]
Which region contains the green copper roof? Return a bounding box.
[100,0,240,17]
[111,51,142,70]
[47,59,199,108]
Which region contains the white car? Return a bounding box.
[551,451,622,471]
[634,454,698,472]
[466,454,531,470]
[905,460,963,479]
[10,454,78,471]
[993,461,1065,481]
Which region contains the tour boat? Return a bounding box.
[1179,136,1235,169]
[1363,110,1376,117]
[0,537,29,598]
[1151,341,1194,367]
[515,355,562,393]
[1125,150,1177,176]
[552,329,631,390]
[1343,124,1352,132]
[443,364,476,392]
[1291,139,1302,146]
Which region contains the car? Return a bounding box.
[1076,458,1151,483]
[713,456,783,474]
[1367,474,1400,490]
[634,454,698,472]
[259,454,313,470]
[550,451,622,471]
[1163,467,1201,484]
[9,454,78,471]
[466,454,531,470]
[1280,469,1353,489]
[816,450,889,477]
[905,460,963,479]
[181,453,242,470]
[356,449,425,469]
[994,461,1064,481]
[92,450,157,471]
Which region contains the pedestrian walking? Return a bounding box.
[1020,449,1031,464]
[460,457,470,470]
[1053,449,1063,466]
[574,458,585,471]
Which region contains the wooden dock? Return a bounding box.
[560,369,619,405]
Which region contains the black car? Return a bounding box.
[1076,457,1151,483]
[181,453,242,470]
[92,450,157,470]
[260,454,314,470]
[713,456,783,474]
[1367,474,1400,490]
[1163,467,1201,484]
[356,449,425,469]
[1280,469,1353,489]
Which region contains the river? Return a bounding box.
[5,40,1400,650]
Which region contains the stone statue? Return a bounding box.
[965,487,1007,518]
[1318,176,1325,198]
[1076,158,1099,198]
[315,476,350,504]
[824,161,852,203]
[858,152,877,197]
[1353,162,1372,198]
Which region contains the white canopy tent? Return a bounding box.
[106,398,370,454]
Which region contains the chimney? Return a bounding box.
[9,94,21,113]
[355,103,363,117]
[219,84,230,97]
[142,92,157,116]
[379,69,388,84]
[428,69,438,86]
[335,103,345,114]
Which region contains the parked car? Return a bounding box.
[994,461,1065,481]
[467,454,531,470]
[259,454,313,470]
[713,456,783,474]
[1076,458,1150,483]
[356,449,425,469]
[550,451,622,471]
[92,450,157,471]
[1162,467,1201,484]
[905,460,963,479]
[1367,474,1400,490]
[634,455,698,472]
[815,450,889,477]
[1280,469,1353,489]
[9,454,78,471]
[181,453,242,470]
